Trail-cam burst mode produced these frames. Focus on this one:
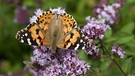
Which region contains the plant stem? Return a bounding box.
[100,40,127,76]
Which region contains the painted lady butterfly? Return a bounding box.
[16,8,89,50]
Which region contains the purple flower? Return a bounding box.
[111,45,125,58]
[82,16,110,57]
[15,6,29,25]
[30,9,43,24]
[84,39,101,59]
[50,7,66,14]
[94,1,121,24]
[82,16,110,40]
[35,0,43,4]
[6,0,21,4]
[93,0,109,16]
[29,46,90,76]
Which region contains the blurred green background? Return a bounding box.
[0,0,135,76]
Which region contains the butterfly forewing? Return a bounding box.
[16,11,55,46]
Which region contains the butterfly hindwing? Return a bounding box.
[57,27,89,50]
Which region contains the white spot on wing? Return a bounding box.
[74,44,80,50]
[74,26,77,28]
[82,34,84,37]
[25,33,28,36]
[82,46,85,50]
[21,39,24,43]
[21,30,24,32]
[27,38,31,45]
[80,39,83,43]
[24,28,27,30]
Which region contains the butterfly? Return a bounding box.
[16,9,90,50]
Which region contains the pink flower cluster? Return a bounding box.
[82,16,110,40]
[93,0,125,24]
[111,45,125,58]
[30,46,90,76]
[15,6,29,25]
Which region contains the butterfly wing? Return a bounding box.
[57,13,90,50]
[16,23,49,46]
[16,11,55,46]
[65,28,89,50]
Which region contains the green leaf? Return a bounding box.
[126,39,135,48]
[116,35,134,44]
[122,57,132,74]
[119,22,134,35]
[77,50,88,60]
[77,0,87,14]
[23,0,35,6]
[105,30,112,38]
[127,0,135,4]
[100,60,111,71]
[105,37,117,43]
